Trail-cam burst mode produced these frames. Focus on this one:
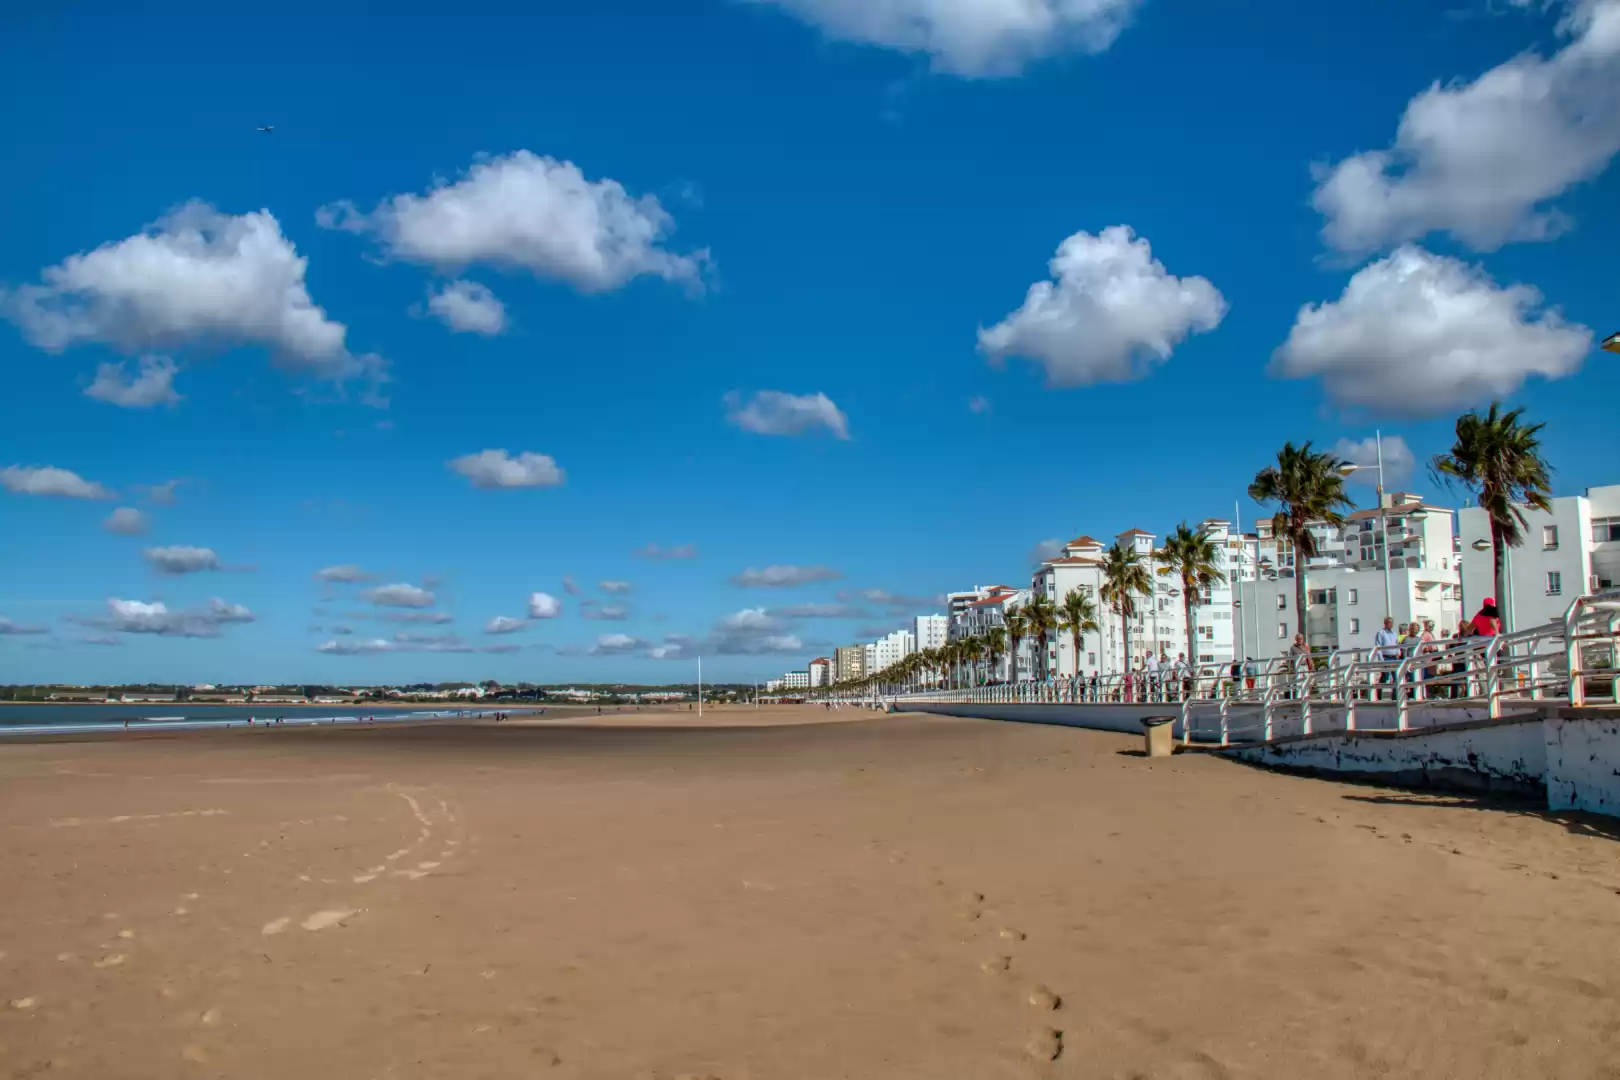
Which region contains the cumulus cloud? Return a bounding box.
[580,601,630,621]
[377,610,454,624]
[599,580,633,595]
[0,616,49,635]
[486,615,528,635]
[314,564,371,583]
[318,150,709,292]
[650,608,806,659]
[316,637,394,656]
[316,631,475,655]
[1028,538,1065,566]
[2,465,112,500]
[75,596,255,638]
[85,355,180,408]
[589,632,647,655]
[1313,0,1620,254]
[731,564,844,588]
[725,390,850,439]
[0,201,380,386]
[979,226,1226,387]
[747,0,1144,76]
[103,507,149,535]
[528,592,563,619]
[633,543,698,560]
[425,280,507,335]
[363,582,436,607]
[1332,435,1417,488]
[1273,246,1591,414]
[448,449,565,489]
[144,545,222,575]
[138,479,182,505]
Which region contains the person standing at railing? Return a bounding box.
[1416,619,1438,700]
[1171,652,1192,701]
[1373,617,1402,701]
[1143,651,1160,702]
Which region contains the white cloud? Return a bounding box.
[1313,0,1620,254]
[580,601,630,621]
[747,0,1144,76]
[103,507,149,535]
[634,543,698,560]
[599,580,633,594]
[2,465,112,500]
[528,592,563,619]
[486,615,527,635]
[1332,435,1417,488]
[712,608,803,655]
[318,150,709,292]
[144,545,222,575]
[138,479,182,505]
[1273,246,1591,414]
[1028,537,1065,565]
[0,616,48,635]
[425,280,507,335]
[82,596,255,638]
[562,576,584,596]
[725,390,850,439]
[979,226,1226,387]
[317,637,394,656]
[314,564,370,583]
[448,449,566,489]
[363,582,436,607]
[85,355,180,408]
[377,610,454,624]
[589,632,647,655]
[1,201,374,383]
[731,564,844,588]
[770,602,867,618]
[317,631,476,655]
[968,395,992,414]
[839,587,943,615]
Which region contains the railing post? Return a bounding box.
[1395,655,1414,731]
[1565,597,1586,708]
[1484,635,1503,719]
[1344,656,1359,732]
[1218,697,1230,748]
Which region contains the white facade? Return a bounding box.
[780,670,810,690]
[862,642,878,675]
[874,630,915,673]
[1459,483,1620,632]
[808,658,832,687]
[913,614,948,652]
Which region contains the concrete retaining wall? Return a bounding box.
[1545,713,1620,816]
[892,701,1173,736]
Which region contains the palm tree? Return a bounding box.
[1003,608,1028,683]
[1022,595,1057,679]
[1248,441,1353,644]
[1101,543,1153,675]
[983,626,1007,684]
[1431,403,1553,634]
[1155,522,1227,671]
[1058,588,1099,676]
[962,636,986,686]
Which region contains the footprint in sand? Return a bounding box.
[980,956,1013,975]
[301,909,359,931]
[9,998,36,1011]
[1026,985,1062,1011]
[998,928,1026,942]
[1024,1027,1063,1061]
[93,954,127,969]
[261,917,291,936]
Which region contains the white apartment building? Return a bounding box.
[1459,483,1620,631]
[913,614,948,652]
[808,657,832,687]
[1238,493,1462,659]
[947,587,1028,681]
[780,670,810,690]
[874,629,915,673]
[862,642,878,675]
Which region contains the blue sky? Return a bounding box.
[2,0,1617,684]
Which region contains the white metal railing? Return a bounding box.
[837,590,1620,747]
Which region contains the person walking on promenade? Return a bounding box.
[1171,652,1192,700]
[1373,617,1401,700]
[1288,633,1312,698]
[1144,651,1161,701]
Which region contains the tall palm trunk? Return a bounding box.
[1493,526,1510,633]
[1292,532,1310,649]
[1184,587,1197,672]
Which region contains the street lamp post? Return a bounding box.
[1471,537,1516,631]
[1339,432,1394,627]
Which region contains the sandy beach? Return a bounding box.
[2,706,1618,1079]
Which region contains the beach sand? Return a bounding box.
[2,706,1618,1078]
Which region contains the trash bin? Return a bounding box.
[1140,715,1176,758]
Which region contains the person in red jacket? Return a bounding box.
[1469,598,1501,637]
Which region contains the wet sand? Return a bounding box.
[2,706,1618,1079]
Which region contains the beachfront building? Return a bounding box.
[834,645,865,683]
[808,657,832,687]
[913,614,948,652]
[780,670,810,690]
[1459,483,1620,631]
[862,642,878,675]
[948,586,1028,681]
[1236,492,1462,659]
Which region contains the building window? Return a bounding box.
[1547,571,1562,595]
[1593,518,1620,543]
[1276,595,1287,610]
[1543,525,1559,549]
[1277,622,1288,639]
[1349,618,1360,634]
[1087,652,1096,666]
[1347,588,1358,605]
